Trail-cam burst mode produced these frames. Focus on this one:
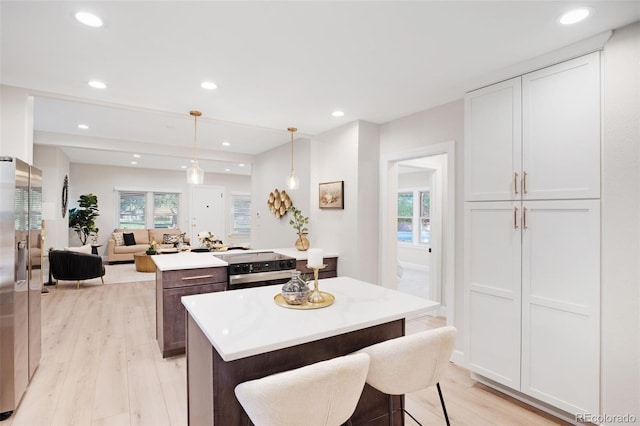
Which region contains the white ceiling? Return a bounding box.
[2,1,639,174]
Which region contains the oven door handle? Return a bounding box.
[229,270,293,285]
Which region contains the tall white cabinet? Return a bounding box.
[464,52,601,416]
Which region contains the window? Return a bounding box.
[118,190,180,229]
[119,191,146,229]
[420,191,430,244]
[153,193,179,228]
[397,190,430,244]
[397,192,413,242]
[231,194,251,236]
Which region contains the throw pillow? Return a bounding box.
[113,232,125,246]
[163,233,185,246]
[123,233,136,246]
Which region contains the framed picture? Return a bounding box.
[319,180,344,209]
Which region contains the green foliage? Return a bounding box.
[288,205,309,236]
[69,193,99,245]
[397,192,413,216]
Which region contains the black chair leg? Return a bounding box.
[436,382,450,426]
[388,394,394,426]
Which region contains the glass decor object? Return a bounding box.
[187,110,204,185]
[281,271,310,305]
[285,127,299,190]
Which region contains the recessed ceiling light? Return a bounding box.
[201,81,217,90]
[225,168,231,172]
[75,11,103,27]
[133,154,141,158]
[77,124,89,129]
[239,163,245,167]
[181,165,187,169]
[222,141,231,147]
[88,80,107,89]
[332,111,345,117]
[559,8,590,25]
[130,161,138,165]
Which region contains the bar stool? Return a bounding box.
[355,326,457,426]
[234,352,370,426]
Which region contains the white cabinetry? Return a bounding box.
[465,52,600,202]
[464,52,601,417]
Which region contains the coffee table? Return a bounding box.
[134,252,156,272]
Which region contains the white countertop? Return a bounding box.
[151,248,340,271]
[181,276,439,361]
[151,252,228,271]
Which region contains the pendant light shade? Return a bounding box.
[286,127,299,190]
[187,110,204,185]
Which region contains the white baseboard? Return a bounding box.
[451,349,465,367]
[471,372,581,425]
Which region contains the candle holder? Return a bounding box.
[307,264,327,303]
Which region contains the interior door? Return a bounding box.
[189,185,224,246]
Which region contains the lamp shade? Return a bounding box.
[187,110,204,184]
[187,161,204,185]
[286,171,299,190]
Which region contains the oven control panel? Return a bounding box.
[229,259,295,275]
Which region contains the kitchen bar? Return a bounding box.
[182,277,439,425]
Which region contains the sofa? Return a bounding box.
[107,228,190,264]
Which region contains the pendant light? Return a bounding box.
[286,127,299,190]
[187,110,204,185]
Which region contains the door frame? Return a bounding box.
[380,140,455,323]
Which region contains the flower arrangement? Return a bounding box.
[288,205,310,251]
[146,240,158,255]
[288,206,309,236]
[197,231,226,251]
[197,231,217,249]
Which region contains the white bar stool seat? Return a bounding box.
[234,352,370,426]
[355,326,457,425]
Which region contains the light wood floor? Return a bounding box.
[1,279,570,426]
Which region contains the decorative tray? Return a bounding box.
[273,292,335,310]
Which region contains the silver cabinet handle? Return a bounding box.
[514,207,519,229]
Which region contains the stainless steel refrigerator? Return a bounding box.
[0,157,42,420]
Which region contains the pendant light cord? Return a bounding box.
[288,127,297,175]
[193,114,198,161]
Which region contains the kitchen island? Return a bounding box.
[152,249,339,358]
[182,276,438,425]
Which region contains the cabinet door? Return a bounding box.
[522,52,600,200]
[162,282,226,355]
[465,77,522,201]
[465,201,521,389]
[521,200,599,415]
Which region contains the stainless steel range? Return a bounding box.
[214,251,297,290]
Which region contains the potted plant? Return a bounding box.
[68,193,99,245]
[288,205,310,251]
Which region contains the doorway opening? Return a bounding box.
[380,141,455,323]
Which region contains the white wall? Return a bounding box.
[251,137,311,249]
[33,145,70,250]
[601,21,640,422]
[65,162,250,254]
[0,85,34,163]
[309,120,380,282]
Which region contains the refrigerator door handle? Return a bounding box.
[16,240,27,284]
